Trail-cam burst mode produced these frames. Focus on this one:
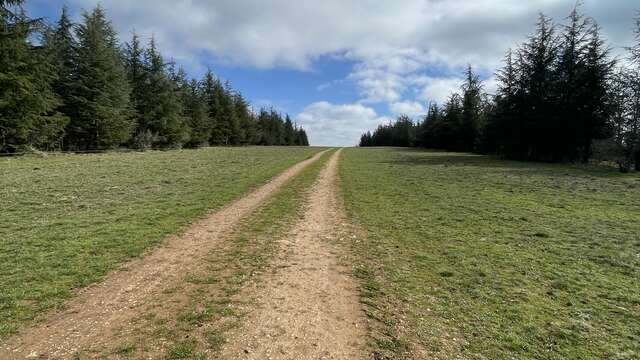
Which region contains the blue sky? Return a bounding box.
[26,0,639,146]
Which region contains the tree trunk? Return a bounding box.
[635,149,640,171]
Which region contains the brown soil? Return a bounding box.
[0,151,327,360]
[219,149,367,360]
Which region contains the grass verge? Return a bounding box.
[339,147,640,359]
[0,146,322,338]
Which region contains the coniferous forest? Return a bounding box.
[0,1,309,153]
[360,8,640,172]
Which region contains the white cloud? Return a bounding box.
[67,1,638,72]
[389,101,427,118]
[346,48,433,103]
[316,82,332,92]
[296,102,390,146]
[483,76,499,96]
[416,76,462,104]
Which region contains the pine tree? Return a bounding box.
[255,108,270,145]
[516,14,559,161]
[392,115,415,147]
[284,115,295,145]
[578,23,614,162]
[132,36,187,148]
[0,1,67,152]
[442,94,463,150]
[222,82,241,145]
[233,93,254,144]
[203,70,234,145]
[483,50,517,156]
[66,5,133,150]
[180,76,211,148]
[123,31,147,145]
[269,109,285,145]
[419,103,441,148]
[201,69,218,142]
[296,127,309,146]
[360,131,373,147]
[606,69,636,171]
[460,65,483,152]
[209,79,226,145]
[43,6,76,120]
[554,6,591,160]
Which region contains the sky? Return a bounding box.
[26,0,639,146]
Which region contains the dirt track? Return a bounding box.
[219,149,366,359]
[0,151,327,359]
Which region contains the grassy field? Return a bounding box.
[339,148,640,359]
[0,146,321,338]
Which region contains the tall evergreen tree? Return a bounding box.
[554,6,591,161]
[255,108,270,145]
[393,115,416,147]
[123,31,146,145]
[222,82,241,145]
[133,36,187,148]
[606,69,637,171]
[578,23,614,162]
[43,6,75,120]
[0,0,67,152]
[360,131,373,147]
[283,114,295,145]
[486,49,521,156]
[419,102,441,148]
[203,70,233,145]
[442,93,463,150]
[269,108,285,145]
[171,67,210,147]
[65,6,133,150]
[295,127,309,146]
[460,65,483,152]
[516,14,559,161]
[233,93,254,144]
[201,69,218,139]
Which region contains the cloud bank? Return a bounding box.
[297,102,390,147]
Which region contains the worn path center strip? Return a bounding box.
[1,150,328,359]
[220,149,367,360]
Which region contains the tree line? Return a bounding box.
[360,7,640,172]
[0,1,309,153]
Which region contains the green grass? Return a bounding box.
[339,148,640,360]
[167,340,198,359]
[0,146,322,338]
